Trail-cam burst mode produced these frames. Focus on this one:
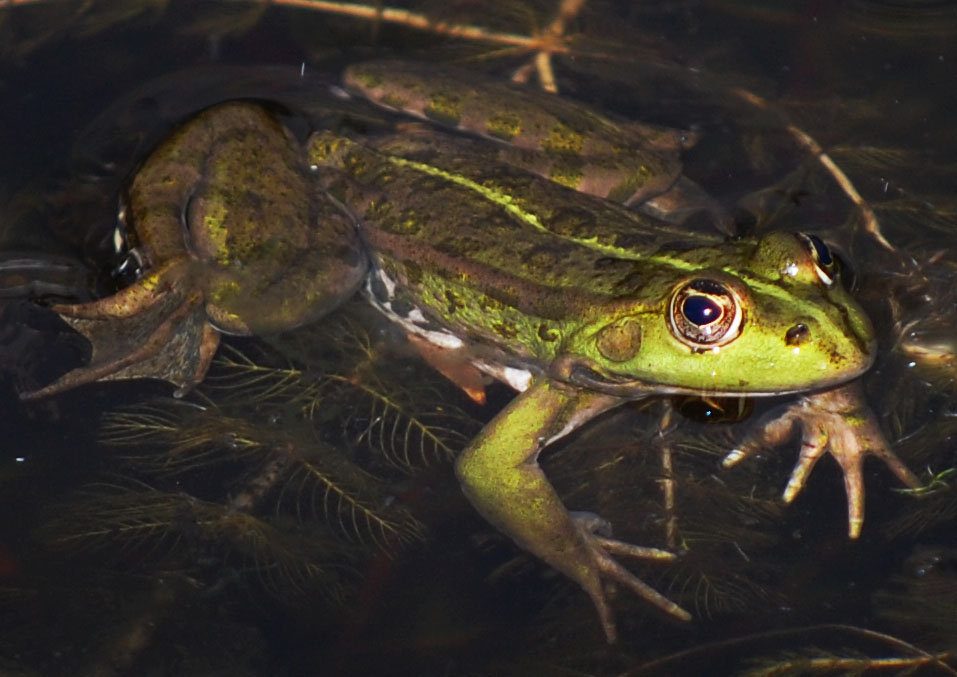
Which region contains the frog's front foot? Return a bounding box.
[21,261,218,399]
[569,515,690,642]
[456,379,691,643]
[723,381,921,538]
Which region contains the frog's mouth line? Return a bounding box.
[556,360,685,398]
[561,362,859,399]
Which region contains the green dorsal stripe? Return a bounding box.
[386,155,548,231]
[383,155,837,327]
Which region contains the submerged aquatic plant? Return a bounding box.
[41,308,480,608]
[40,479,353,601]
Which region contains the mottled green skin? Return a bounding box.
[130,101,365,335]
[343,60,689,205]
[310,130,874,396]
[24,102,366,398]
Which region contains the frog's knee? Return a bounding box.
[454,447,478,485]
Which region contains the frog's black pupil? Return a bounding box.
[683,295,721,326]
[805,233,833,266]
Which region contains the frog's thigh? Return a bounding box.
[455,378,620,586]
[208,194,369,334]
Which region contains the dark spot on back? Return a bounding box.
[445,290,464,315]
[613,271,644,293]
[391,297,415,318]
[613,230,655,250]
[492,321,519,339]
[538,323,559,342]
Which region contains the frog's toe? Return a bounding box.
[862,434,923,491]
[779,422,866,535]
[48,261,182,320]
[780,426,829,504]
[841,461,866,539]
[723,407,800,470]
[572,511,679,564]
[813,418,920,539]
[772,384,921,538]
[574,522,690,642]
[590,538,687,618]
[592,534,681,564]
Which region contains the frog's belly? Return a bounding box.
[363,266,534,392]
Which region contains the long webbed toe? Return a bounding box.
[577,524,689,643]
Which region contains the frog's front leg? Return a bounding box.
[455,377,690,643]
[723,381,921,538]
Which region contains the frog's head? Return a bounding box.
[558,231,875,397]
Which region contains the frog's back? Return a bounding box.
[312,130,721,359]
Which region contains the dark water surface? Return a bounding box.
[1,1,955,675]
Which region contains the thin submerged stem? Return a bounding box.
[732,87,894,251]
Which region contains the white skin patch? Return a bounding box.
[473,361,533,392]
[366,268,465,350]
[366,267,535,389]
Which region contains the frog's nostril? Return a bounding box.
[785,323,810,346]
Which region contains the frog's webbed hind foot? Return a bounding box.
[572,516,690,643]
[21,277,219,400]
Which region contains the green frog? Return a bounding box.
[23,63,921,642]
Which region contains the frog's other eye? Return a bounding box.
[669,279,742,348]
[109,202,146,287]
[797,232,837,286]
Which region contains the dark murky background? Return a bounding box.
[0,1,955,675]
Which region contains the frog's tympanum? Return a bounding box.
[23,63,921,642]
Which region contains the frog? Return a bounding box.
[21,63,921,642]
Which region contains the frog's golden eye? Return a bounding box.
[797,232,836,286]
[669,279,742,348]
